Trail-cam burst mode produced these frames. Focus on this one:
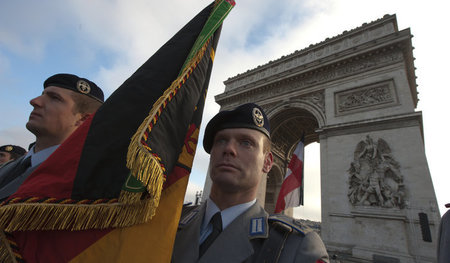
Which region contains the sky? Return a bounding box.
[1,0,449,221]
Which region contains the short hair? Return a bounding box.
[70,92,103,114]
[263,136,272,154]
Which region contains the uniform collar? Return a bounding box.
[203,198,256,231]
[26,144,59,167]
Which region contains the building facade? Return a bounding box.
[203,14,439,262]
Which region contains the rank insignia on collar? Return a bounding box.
[179,210,198,227]
[249,217,265,236]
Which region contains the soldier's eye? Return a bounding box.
[241,140,252,147]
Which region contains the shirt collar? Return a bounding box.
[203,198,256,230]
[26,144,60,167]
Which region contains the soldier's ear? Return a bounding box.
[263,152,273,173]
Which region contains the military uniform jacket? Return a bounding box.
[0,156,37,200]
[172,202,329,263]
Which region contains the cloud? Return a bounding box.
[0,51,10,75]
[0,126,34,150]
[0,1,73,60]
[62,0,213,96]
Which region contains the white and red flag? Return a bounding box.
[274,135,304,213]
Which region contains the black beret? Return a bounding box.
[203,103,270,153]
[44,73,104,103]
[0,145,26,156]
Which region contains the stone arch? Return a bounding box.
[266,99,325,129]
[263,104,321,214]
[268,105,320,156]
[206,14,440,261]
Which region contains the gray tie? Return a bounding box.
[199,212,222,257]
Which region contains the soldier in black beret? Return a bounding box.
[0,73,104,200]
[172,103,329,262]
[202,103,271,153]
[0,145,27,165]
[43,73,104,103]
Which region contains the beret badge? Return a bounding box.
[77,80,91,95]
[5,146,13,152]
[252,107,264,127]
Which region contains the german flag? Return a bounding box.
[0,1,234,262]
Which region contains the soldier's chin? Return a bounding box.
[25,121,40,135]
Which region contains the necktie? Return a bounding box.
[16,156,32,176]
[0,156,32,189]
[199,212,222,257]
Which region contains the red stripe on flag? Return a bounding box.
[10,114,94,199]
[274,139,304,213]
[277,156,303,196]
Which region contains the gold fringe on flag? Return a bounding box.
[0,231,17,263]
[0,195,158,232]
[125,38,211,203]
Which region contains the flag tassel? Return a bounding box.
[0,196,160,232]
[125,38,211,202]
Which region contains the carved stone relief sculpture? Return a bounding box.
[335,80,398,115]
[348,135,405,208]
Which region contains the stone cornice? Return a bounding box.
[224,14,398,86]
[216,14,418,108]
[317,111,424,141]
[216,41,408,106]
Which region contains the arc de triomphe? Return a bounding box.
[202,14,439,262]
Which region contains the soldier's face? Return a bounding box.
[209,128,273,194]
[0,152,12,164]
[26,86,84,144]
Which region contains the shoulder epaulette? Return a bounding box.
[268,214,313,236]
[178,204,200,227]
